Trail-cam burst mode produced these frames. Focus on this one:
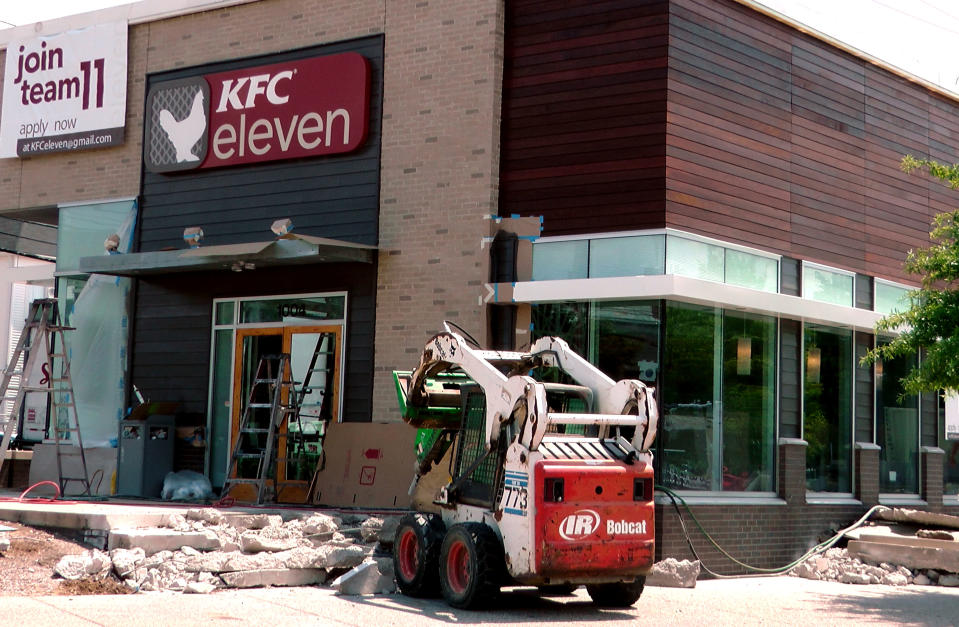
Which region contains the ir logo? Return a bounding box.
[558,509,601,541]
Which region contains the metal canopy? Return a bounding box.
[71,233,377,277]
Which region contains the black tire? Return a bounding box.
[393,513,445,597]
[586,577,646,607]
[537,584,578,596]
[439,523,504,609]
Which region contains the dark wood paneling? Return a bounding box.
[140,36,383,250]
[921,391,938,448]
[779,319,800,439]
[499,1,668,234]
[780,256,799,297]
[855,275,872,310]
[855,332,874,444]
[131,262,376,423]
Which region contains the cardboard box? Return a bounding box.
[311,421,416,509]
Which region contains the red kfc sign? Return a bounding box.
[144,52,370,172]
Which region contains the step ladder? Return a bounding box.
[0,299,91,496]
[222,353,302,504]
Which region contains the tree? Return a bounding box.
[861,156,959,394]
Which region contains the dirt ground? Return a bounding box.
[0,520,131,596]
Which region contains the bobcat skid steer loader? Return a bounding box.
[392,326,658,609]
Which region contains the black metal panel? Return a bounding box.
[854,331,874,444]
[130,261,376,423]
[779,318,801,439]
[855,274,872,310]
[139,36,383,251]
[780,256,800,296]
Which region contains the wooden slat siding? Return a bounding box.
[499,1,668,234]
[140,36,383,251]
[854,332,874,444]
[779,319,801,439]
[666,0,793,250]
[921,391,938,448]
[131,263,376,423]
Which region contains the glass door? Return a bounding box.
[228,325,340,503]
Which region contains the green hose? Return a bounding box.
[656,485,886,577]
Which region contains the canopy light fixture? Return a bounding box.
[183,226,204,248]
[104,233,121,254]
[271,218,294,237]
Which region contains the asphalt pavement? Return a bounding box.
[3,576,958,627]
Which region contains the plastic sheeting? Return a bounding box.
[63,204,136,447]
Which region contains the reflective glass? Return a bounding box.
[875,282,910,315]
[240,296,345,324]
[942,394,959,496]
[803,266,853,307]
[725,249,778,293]
[532,241,588,281]
[666,236,724,282]
[876,346,919,494]
[589,235,665,278]
[804,324,853,492]
[215,301,235,326]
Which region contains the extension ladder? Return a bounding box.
[0,299,91,495]
[222,353,303,504]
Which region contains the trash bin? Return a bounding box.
[117,409,175,498]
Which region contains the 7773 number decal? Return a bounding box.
[503,471,528,516]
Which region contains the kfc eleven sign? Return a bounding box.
[144,52,370,172]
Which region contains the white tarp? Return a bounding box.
[0,21,127,158]
[66,207,136,447]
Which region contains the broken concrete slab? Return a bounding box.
[859,533,959,552]
[315,543,370,569]
[847,540,959,574]
[108,528,221,555]
[874,507,959,530]
[0,534,9,553]
[184,581,217,594]
[331,560,396,595]
[219,568,327,589]
[54,549,112,580]
[645,558,700,588]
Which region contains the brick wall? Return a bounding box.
[372,0,504,420]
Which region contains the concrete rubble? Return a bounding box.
[55,509,402,594]
[646,558,701,588]
[792,508,959,588]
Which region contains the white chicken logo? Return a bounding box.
[158,90,206,162]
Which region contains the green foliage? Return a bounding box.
[861,156,959,394]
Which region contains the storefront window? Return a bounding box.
[942,393,959,496]
[804,324,853,493]
[531,302,588,358]
[875,345,919,494]
[661,303,776,492]
[874,281,911,315]
[666,237,724,283]
[238,295,345,324]
[589,235,665,278]
[590,301,660,385]
[532,240,588,280]
[725,249,778,292]
[802,263,854,307]
[55,199,136,447]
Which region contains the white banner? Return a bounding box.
[1,21,127,158]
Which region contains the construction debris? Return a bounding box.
[646,558,701,588]
[55,508,400,594]
[792,506,959,588]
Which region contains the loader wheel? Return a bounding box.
[393,513,445,597]
[586,577,646,607]
[439,523,503,609]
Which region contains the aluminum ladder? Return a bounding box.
[0,299,91,496]
[222,353,302,504]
